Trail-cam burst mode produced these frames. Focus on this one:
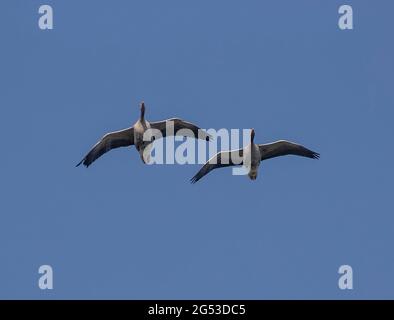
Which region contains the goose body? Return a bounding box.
[191,129,319,183]
[77,102,210,167]
[132,105,153,163]
[242,130,261,180]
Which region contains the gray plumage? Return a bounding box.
[191,129,319,183]
[77,102,210,168]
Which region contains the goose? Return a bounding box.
[190,129,319,183]
[77,102,210,167]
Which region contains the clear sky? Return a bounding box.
[1,0,393,299]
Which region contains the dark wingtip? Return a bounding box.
[312,152,320,160]
[190,176,198,184]
[76,158,89,168]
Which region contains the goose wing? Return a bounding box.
[76,127,134,167]
[259,140,320,161]
[150,118,211,141]
[191,149,243,183]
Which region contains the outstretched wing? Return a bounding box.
[150,118,211,141]
[190,149,244,183]
[76,127,134,167]
[259,140,320,161]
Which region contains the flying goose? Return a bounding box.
[77,102,210,167]
[190,129,319,183]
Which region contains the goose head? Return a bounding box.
[250,128,255,143]
[140,101,145,120]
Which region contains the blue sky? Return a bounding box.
[1,0,393,299]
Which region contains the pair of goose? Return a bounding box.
[77,102,319,183]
